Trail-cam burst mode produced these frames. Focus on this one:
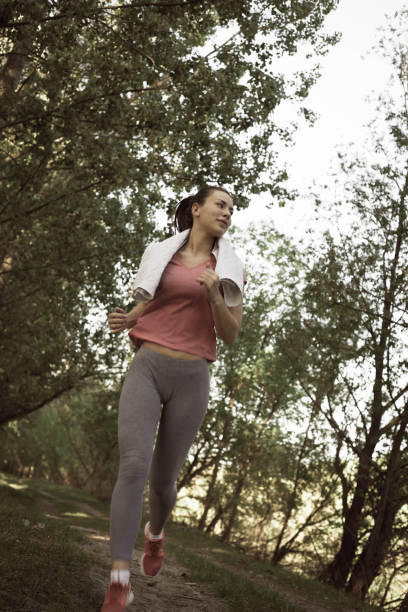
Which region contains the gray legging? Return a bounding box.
[110,343,210,562]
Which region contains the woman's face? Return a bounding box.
[192,190,234,237]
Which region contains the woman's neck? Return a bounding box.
[183,227,216,256]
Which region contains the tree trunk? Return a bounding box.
[399,591,408,612]
[322,180,407,588]
[220,473,246,542]
[205,503,225,533]
[271,407,316,563]
[198,458,221,530]
[198,396,234,530]
[347,410,408,597]
[347,496,402,598]
[322,431,379,587]
[0,23,36,127]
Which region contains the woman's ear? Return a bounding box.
[192,202,200,216]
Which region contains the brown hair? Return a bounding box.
[174,185,232,232]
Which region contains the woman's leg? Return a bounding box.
[109,351,162,565]
[148,358,210,534]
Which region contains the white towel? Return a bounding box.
[131,229,244,307]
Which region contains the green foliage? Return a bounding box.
[0,384,120,498]
[0,0,339,424]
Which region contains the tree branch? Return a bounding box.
[0,372,94,426]
[2,1,203,28]
[0,179,106,225]
[0,81,172,132]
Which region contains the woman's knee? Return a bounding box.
[150,478,177,499]
[118,451,150,484]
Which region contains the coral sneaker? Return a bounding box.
[140,522,165,576]
[100,582,134,611]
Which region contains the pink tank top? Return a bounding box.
[128,252,218,361]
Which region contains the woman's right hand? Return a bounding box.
[108,307,128,334]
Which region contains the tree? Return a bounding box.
[0,383,120,498]
[309,13,408,598]
[0,0,340,424]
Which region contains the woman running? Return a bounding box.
[101,185,245,611]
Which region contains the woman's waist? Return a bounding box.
[141,341,203,361]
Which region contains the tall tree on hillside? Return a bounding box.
[311,13,408,599]
[0,0,339,424]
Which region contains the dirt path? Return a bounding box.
[35,491,364,612]
[81,526,229,611]
[35,493,229,611]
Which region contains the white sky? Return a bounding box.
[234,0,407,236]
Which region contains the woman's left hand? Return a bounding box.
[197,264,222,303]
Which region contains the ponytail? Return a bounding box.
[174,195,196,232]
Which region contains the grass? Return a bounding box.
[166,538,305,611]
[165,523,382,612]
[0,472,106,611]
[0,472,382,612]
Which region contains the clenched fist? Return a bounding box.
[108,307,128,334]
[197,263,222,303]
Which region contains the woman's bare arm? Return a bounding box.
[196,264,243,346]
[210,298,243,346]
